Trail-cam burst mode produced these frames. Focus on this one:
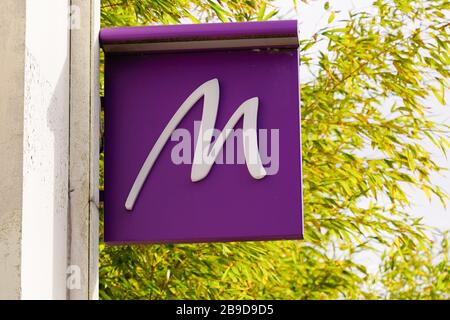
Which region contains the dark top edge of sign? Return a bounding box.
[100,20,298,53]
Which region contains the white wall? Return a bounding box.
[0,0,26,300]
[21,0,71,299]
[0,0,99,300]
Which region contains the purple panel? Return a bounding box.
[102,21,302,244]
[100,20,298,45]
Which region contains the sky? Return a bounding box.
[273,0,450,232]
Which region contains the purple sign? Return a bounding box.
[101,20,302,244]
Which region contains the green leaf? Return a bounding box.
[328,11,336,23]
[99,0,450,301]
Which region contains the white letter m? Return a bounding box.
[125,78,267,211]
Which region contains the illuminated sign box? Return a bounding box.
[100,20,303,244]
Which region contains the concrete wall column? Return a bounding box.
[0,0,99,300]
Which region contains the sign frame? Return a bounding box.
[100,20,303,245]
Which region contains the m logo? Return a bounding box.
[102,21,302,244]
[125,78,267,211]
